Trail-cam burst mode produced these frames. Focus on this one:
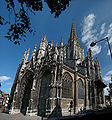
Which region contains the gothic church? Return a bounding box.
[9,21,106,117]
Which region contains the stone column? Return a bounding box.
[46,66,58,116]
[26,71,39,116]
[74,73,78,114]
[10,81,21,114]
[85,78,89,109]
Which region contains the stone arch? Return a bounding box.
[20,71,34,115]
[38,70,52,116]
[78,79,84,99]
[62,72,73,98]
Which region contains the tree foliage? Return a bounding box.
[0,0,71,45]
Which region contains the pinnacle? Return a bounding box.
[43,34,46,40]
[23,49,27,58]
[41,34,48,45]
[51,40,53,47]
[61,37,63,47]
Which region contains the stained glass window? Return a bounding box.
[62,72,73,98]
[78,79,84,99]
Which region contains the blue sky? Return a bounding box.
[0,0,112,95]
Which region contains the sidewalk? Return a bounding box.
[0,113,41,120]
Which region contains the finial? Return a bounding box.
[41,34,48,45]
[72,20,75,29]
[23,49,27,58]
[34,44,37,48]
[43,34,46,40]
[26,48,30,61]
[28,48,30,52]
[51,40,53,47]
[56,43,57,48]
[61,37,63,47]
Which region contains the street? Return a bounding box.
[0,107,112,120]
[0,112,41,120]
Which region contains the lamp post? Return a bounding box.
[90,37,112,60]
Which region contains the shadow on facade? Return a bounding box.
[47,105,62,119]
[20,73,33,115]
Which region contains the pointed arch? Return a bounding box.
[78,79,84,99]
[20,71,34,115]
[62,72,73,98]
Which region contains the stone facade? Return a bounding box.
[9,21,106,117]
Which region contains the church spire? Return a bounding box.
[69,20,79,46]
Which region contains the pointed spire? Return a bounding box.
[30,44,37,59]
[55,43,58,55]
[43,34,46,41]
[56,43,57,48]
[33,44,37,54]
[55,43,58,51]
[61,37,63,47]
[23,49,27,59]
[69,20,79,45]
[95,57,100,67]
[51,40,53,47]
[25,48,30,62]
[87,48,93,59]
[43,34,48,45]
[39,34,48,50]
[34,44,37,49]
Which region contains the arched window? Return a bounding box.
[62,72,73,98]
[78,79,84,99]
[70,50,73,58]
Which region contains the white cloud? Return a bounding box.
[106,23,112,38]
[82,14,96,43]
[81,13,102,55]
[103,70,112,82]
[107,50,110,55]
[100,23,106,35]
[104,86,109,95]
[109,37,112,44]
[103,75,111,81]
[105,23,112,56]
[106,70,112,76]
[91,44,102,55]
[106,37,112,56]
[103,70,112,95]
[0,76,11,82]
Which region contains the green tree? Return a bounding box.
[0,0,71,45]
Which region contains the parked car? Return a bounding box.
[82,109,95,116]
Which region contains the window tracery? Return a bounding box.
[78,79,84,99]
[62,72,73,98]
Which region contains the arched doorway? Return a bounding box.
[20,72,33,115]
[38,70,52,116]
